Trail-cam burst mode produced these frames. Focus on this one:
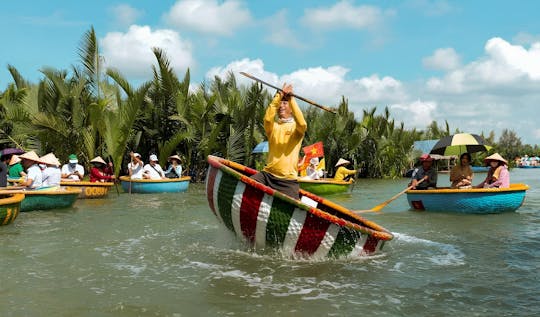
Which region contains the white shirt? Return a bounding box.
[143,163,165,179]
[26,164,43,188]
[42,166,61,187]
[61,163,85,180]
[128,161,144,179]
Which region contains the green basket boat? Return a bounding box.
[0,193,24,225]
[1,188,82,212]
[206,155,393,259]
[298,178,353,195]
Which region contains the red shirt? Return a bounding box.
[90,166,114,182]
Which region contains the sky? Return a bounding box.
[1,0,540,145]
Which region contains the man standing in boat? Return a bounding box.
[251,83,307,199]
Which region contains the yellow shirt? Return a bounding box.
[263,93,307,179]
[334,166,356,181]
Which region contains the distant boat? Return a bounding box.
[60,180,115,199]
[205,155,393,259]
[0,193,24,225]
[119,176,191,193]
[298,178,353,195]
[406,183,529,214]
[471,166,489,172]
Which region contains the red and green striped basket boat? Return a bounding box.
[0,193,24,225]
[206,155,393,259]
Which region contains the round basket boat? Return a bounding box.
[406,183,529,214]
[16,188,82,212]
[61,180,115,199]
[298,178,353,195]
[119,176,191,193]
[0,193,24,225]
[205,155,393,259]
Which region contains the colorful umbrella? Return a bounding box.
[429,133,491,156]
[0,148,25,156]
[252,141,268,153]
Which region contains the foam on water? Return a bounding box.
[393,232,465,266]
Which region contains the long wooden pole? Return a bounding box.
[240,72,337,114]
[354,178,426,214]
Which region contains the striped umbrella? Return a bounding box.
[429,133,491,156]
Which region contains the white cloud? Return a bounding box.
[207,58,407,109]
[164,0,252,36]
[427,37,540,94]
[406,0,454,16]
[109,4,143,27]
[301,1,390,30]
[423,48,461,71]
[391,100,437,127]
[262,10,304,49]
[101,25,194,78]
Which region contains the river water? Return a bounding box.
[1,169,539,316]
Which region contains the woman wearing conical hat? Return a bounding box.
[40,153,61,187]
[19,151,44,189]
[8,154,26,180]
[89,156,115,182]
[475,153,510,189]
[164,155,182,178]
[333,158,357,181]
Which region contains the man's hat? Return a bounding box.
[149,154,158,162]
[9,154,21,165]
[68,154,78,163]
[19,151,42,163]
[335,158,350,167]
[419,154,434,162]
[40,153,61,167]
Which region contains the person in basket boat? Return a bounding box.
[305,157,323,180]
[19,151,43,189]
[40,153,62,187]
[143,154,166,179]
[250,83,307,199]
[8,154,26,180]
[128,152,144,179]
[333,158,357,181]
[475,153,510,189]
[410,154,437,190]
[450,152,474,189]
[89,156,116,183]
[61,154,85,181]
[164,155,182,178]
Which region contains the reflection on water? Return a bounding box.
[1,169,539,316]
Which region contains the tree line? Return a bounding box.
[0,27,536,181]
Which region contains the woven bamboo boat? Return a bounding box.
[0,188,81,212]
[60,180,115,199]
[406,183,529,214]
[298,178,353,195]
[119,176,191,193]
[0,193,24,225]
[206,155,393,259]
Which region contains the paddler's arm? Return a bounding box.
[263,92,282,136]
[290,96,307,135]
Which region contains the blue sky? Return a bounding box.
[2,1,540,145]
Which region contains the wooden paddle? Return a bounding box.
[240,72,337,114]
[354,178,426,214]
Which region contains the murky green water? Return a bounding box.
[1,169,539,316]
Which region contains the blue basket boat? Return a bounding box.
[406,183,529,214]
[120,176,191,193]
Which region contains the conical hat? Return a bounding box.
[484,153,508,164]
[90,156,106,165]
[335,158,350,167]
[19,150,42,163]
[168,155,181,162]
[9,154,21,165]
[40,153,61,166]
